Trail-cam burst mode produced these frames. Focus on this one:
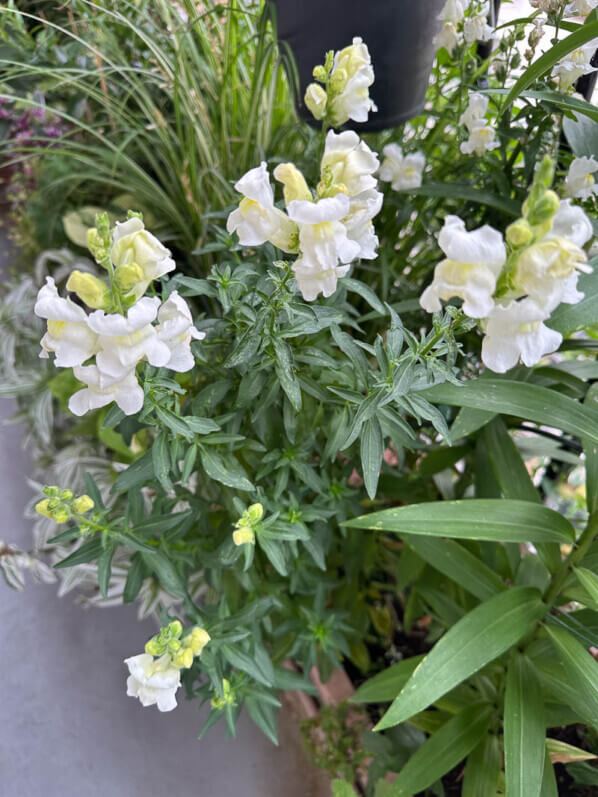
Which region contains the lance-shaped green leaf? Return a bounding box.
[462,734,502,797]
[360,417,384,500]
[574,567,598,607]
[504,654,546,797]
[545,625,598,724]
[404,537,505,601]
[375,588,546,730]
[387,704,493,796]
[584,383,598,516]
[351,656,423,704]
[483,417,539,502]
[419,380,598,444]
[344,500,575,544]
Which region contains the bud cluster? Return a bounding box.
[211,678,236,710]
[232,502,264,546]
[35,486,95,525]
[145,621,210,670]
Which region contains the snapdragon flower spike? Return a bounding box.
[328,37,376,126]
[420,215,507,318]
[378,144,426,191]
[481,298,563,373]
[34,277,99,367]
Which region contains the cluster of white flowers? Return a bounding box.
[434,1,493,55]
[421,159,594,372]
[34,217,203,417]
[459,92,499,156]
[125,623,210,712]
[554,40,598,90]
[227,129,382,301]
[304,38,376,127]
[378,144,426,191]
[533,0,597,13]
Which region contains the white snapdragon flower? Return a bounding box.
[434,22,461,54]
[513,200,593,310]
[87,297,171,380]
[554,41,598,90]
[287,194,361,301]
[34,277,99,367]
[459,92,489,131]
[378,144,426,191]
[125,653,181,712]
[438,0,468,23]
[329,37,376,126]
[226,162,298,252]
[460,121,499,155]
[420,215,506,318]
[111,217,176,300]
[565,156,598,200]
[567,0,597,14]
[464,12,493,44]
[320,130,380,197]
[481,298,562,372]
[69,364,144,416]
[342,188,383,260]
[156,291,205,372]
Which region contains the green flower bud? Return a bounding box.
[304,83,327,121]
[312,65,327,83]
[35,499,53,519]
[52,507,70,524]
[168,620,183,638]
[145,638,163,656]
[43,486,61,498]
[247,503,264,523]
[173,647,193,669]
[506,218,533,248]
[71,495,95,514]
[526,190,560,226]
[329,67,347,93]
[60,489,74,501]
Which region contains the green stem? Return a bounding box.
[543,512,598,608]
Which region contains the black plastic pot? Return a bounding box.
[270,0,445,131]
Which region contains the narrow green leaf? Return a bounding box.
[546,625,598,723]
[224,331,261,367]
[388,704,493,796]
[343,277,387,315]
[483,418,539,502]
[420,379,598,444]
[404,537,505,601]
[514,89,598,123]
[351,656,423,704]
[574,567,598,606]
[462,734,502,797]
[344,499,575,544]
[245,697,279,746]
[199,448,254,491]
[500,20,598,111]
[131,510,193,537]
[504,654,546,797]
[112,451,154,492]
[541,752,559,797]
[151,431,172,491]
[184,416,220,435]
[123,553,145,604]
[273,338,302,412]
[154,406,194,440]
[406,182,520,216]
[97,546,115,599]
[360,417,384,500]
[54,537,103,569]
[584,383,598,516]
[142,551,186,599]
[376,588,546,729]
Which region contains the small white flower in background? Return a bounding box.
[438,0,468,24]
[434,21,461,54]
[87,296,171,380]
[420,215,506,318]
[565,156,598,200]
[461,121,499,155]
[125,653,181,712]
[459,92,489,131]
[287,194,361,300]
[566,0,597,14]
[226,162,298,253]
[156,291,205,372]
[69,364,145,416]
[379,144,426,191]
[554,41,598,90]
[34,277,99,367]
[111,217,176,300]
[320,130,379,197]
[463,12,493,44]
[328,37,376,126]
[481,298,563,372]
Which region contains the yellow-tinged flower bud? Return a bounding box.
[52,508,70,524]
[189,627,211,656]
[312,65,327,83]
[506,218,533,248]
[168,620,183,638]
[35,499,53,518]
[71,495,94,514]
[173,647,194,669]
[233,527,255,546]
[247,503,264,523]
[304,83,327,121]
[145,638,162,656]
[87,228,103,256]
[329,67,348,94]
[526,190,560,226]
[60,489,74,501]
[273,164,312,205]
[66,270,110,310]
[114,262,145,292]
